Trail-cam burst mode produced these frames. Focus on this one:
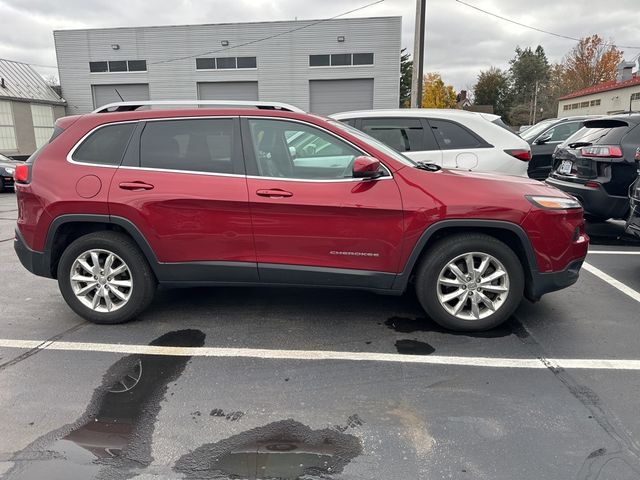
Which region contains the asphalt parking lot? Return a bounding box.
[1,190,640,480]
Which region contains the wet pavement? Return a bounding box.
[1,190,640,479]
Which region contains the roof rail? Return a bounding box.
[92,100,305,114]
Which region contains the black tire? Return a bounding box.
[0,177,5,193]
[584,214,609,223]
[57,231,156,324]
[414,233,524,332]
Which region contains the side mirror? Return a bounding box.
[352,156,382,179]
[535,131,553,144]
[288,146,297,158]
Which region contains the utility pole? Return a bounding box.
[532,80,539,124]
[410,0,426,108]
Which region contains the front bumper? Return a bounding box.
[546,177,629,219]
[14,228,51,278]
[526,258,584,302]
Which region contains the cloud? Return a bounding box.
[1,0,638,89]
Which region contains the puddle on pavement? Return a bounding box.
[174,419,363,479]
[7,329,205,480]
[385,316,524,338]
[395,339,435,355]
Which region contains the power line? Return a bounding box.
[455,0,640,50]
[151,0,385,65]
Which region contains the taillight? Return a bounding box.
[14,164,30,183]
[585,181,600,189]
[505,148,531,161]
[581,145,623,158]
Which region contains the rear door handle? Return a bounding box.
[119,181,154,191]
[256,188,293,198]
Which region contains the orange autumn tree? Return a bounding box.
[421,73,457,108]
[562,35,624,91]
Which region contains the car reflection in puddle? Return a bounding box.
[174,419,363,480]
[7,329,206,480]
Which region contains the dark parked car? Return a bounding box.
[521,116,600,180]
[547,115,640,221]
[0,153,19,191]
[626,147,640,238]
[14,100,588,331]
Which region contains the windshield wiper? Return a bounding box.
[415,162,441,172]
[568,141,592,149]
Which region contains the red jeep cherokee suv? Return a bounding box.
[13,101,589,331]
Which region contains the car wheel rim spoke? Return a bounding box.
[70,249,133,313]
[436,252,510,321]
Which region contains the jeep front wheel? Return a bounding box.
[57,231,156,324]
[415,233,524,331]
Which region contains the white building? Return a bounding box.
[558,61,640,117]
[54,17,401,116]
[0,59,66,157]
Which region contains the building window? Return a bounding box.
[631,93,640,101]
[571,103,579,109]
[0,101,17,151]
[590,99,601,106]
[309,53,374,67]
[89,60,147,73]
[309,54,330,67]
[31,104,55,148]
[195,57,257,70]
[580,101,589,108]
[563,105,569,111]
[353,53,374,65]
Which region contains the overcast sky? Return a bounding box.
[1,0,639,91]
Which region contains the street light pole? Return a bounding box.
[411,0,426,108]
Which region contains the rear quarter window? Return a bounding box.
[71,123,136,165]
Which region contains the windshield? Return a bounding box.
[329,119,417,166]
[520,119,557,141]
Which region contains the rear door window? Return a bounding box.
[72,122,136,165]
[545,122,583,142]
[359,118,438,152]
[140,118,237,174]
[426,119,486,150]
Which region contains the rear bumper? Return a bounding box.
[14,228,51,278]
[526,257,584,301]
[546,177,629,219]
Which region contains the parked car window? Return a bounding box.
[72,123,136,165]
[520,118,557,142]
[544,122,582,142]
[140,119,235,174]
[360,118,437,153]
[248,119,361,179]
[427,119,484,150]
[563,119,632,146]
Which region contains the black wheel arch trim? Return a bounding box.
[392,219,540,291]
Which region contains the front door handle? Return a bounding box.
[256,188,293,198]
[119,181,154,191]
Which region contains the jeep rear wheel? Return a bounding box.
[415,233,524,331]
[57,231,156,324]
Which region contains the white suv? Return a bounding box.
[330,109,531,176]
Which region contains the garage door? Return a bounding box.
[92,84,150,109]
[197,82,259,101]
[309,79,374,115]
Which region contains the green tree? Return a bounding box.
[473,67,512,119]
[399,48,413,107]
[509,45,550,124]
[422,73,457,109]
[510,45,550,102]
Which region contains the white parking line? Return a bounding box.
[1,338,640,370]
[582,261,640,304]
[589,251,640,255]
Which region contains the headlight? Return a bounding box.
[526,195,582,210]
[4,167,15,175]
